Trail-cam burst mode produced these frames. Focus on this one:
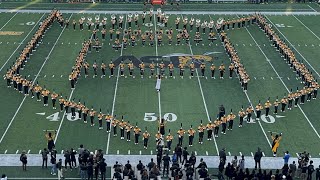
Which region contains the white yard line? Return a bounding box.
[0,12,18,30]
[106,14,127,155]
[0,14,72,145]
[243,25,320,141]
[307,5,317,12]
[185,15,219,155]
[153,13,162,118]
[0,13,46,72]
[265,15,320,79]
[292,15,320,41]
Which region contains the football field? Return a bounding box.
[0,2,320,171]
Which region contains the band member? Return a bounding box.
[219,63,225,79]
[189,62,195,77]
[119,119,126,140]
[148,61,155,78]
[198,122,205,144]
[101,62,106,77]
[51,91,58,109]
[255,102,263,120]
[77,102,83,120]
[274,98,279,114]
[287,93,293,110]
[120,61,125,77]
[294,91,301,107]
[59,96,65,112]
[159,118,166,135]
[200,63,205,77]
[128,60,134,77]
[175,17,180,30]
[139,61,145,78]
[206,121,214,141]
[238,107,245,128]
[125,122,133,142]
[246,105,253,123]
[84,61,89,78]
[166,131,173,151]
[22,79,29,95]
[69,102,76,119]
[229,63,234,79]
[189,17,194,31]
[105,114,112,131]
[92,61,98,78]
[34,83,42,102]
[89,108,96,126]
[194,32,201,46]
[177,127,185,146]
[188,126,195,147]
[82,105,89,124]
[143,130,150,149]
[98,112,104,130]
[168,62,174,77]
[227,111,236,130]
[221,115,227,134]
[280,96,288,112]
[45,130,56,152]
[112,117,119,136]
[300,88,307,105]
[109,28,114,41]
[142,11,146,24]
[271,132,282,157]
[264,99,271,116]
[72,20,76,30]
[159,61,165,77]
[79,18,84,30]
[134,126,141,145]
[41,88,50,106]
[101,28,106,40]
[210,64,215,79]
[178,62,184,78]
[108,61,115,77]
[176,33,181,46]
[214,120,220,138]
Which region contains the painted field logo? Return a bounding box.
[0,31,24,36]
[178,55,213,65]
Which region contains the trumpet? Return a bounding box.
[176,17,180,21]
[111,14,116,20]
[134,13,139,18]
[119,15,124,20]
[128,13,133,18]
[103,17,107,21]
[149,8,153,14]
[184,17,188,21]
[95,15,100,21]
[142,11,147,16]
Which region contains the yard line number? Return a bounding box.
[46,112,80,121]
[144,112,177,122]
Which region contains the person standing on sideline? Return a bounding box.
[162,154,171,177]
[307,160,315,180]
[283,151,291,165]
[57,159,64,180]
[315,165,320,180]
[254,147,263,169]
[41,148,49,168]
[99,158,107,180]
[238,155,245,171]
[289,161,297,178]
[50,153,57,175]
[182,147,189,165]
[219,148,227,164]
[20,151,27,171]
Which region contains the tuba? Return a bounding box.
[119,15,124,21]
[217,17,224,25]
[103,17,107,21]
[81,16,85,21]
[196,19,201,24]
[157,8,162,14]
[87,17,92,21]
[95,15,100,21]
[142,11,147,16]
[165,15,169,19]
[111,14,116,20]
[176,17,180,21]
[128,13,133,18]
[134,13,139,18]
[149,8,153,14]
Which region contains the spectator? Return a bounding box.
[20,151,27,171]
[225,162,233,179]
[136,160,144,173]
[156,151,162,170]
[282,164,289,176]
[231,156,238,167]
[99,158,107,180]
[57,159,64,180]
[198,166,208,178]
[219,148,227,164]
[70,148,77,168]
[254,147,263,169]
[218,158,225,173]
[125,160,132,170]
[1,174,7,180]
[289,161,297,178]
[87,161,93,180]
[283,151,291,165]
[197,158,207,169]
[174,144,182,163]
[182,147,189,164]
[307,160,314,180]
[316,165,320,180]
[41,148,49,168]
[301,162,308,179]
[80,162,87,180]
[113,161,123,173]
[141,169,148,180]
[50,152,57,175]
[64,150,72,170]
[238,155,245,171]
[162,153,171,177]
[189,152,196,168]
[147,158,155,171]
[113,169,122,180]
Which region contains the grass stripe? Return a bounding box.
[0,11,18,30]
[292,15,320,41]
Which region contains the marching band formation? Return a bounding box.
[3,9,319,153]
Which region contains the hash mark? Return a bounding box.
[117,150,119,154]
[52,75,55,77]
[251,152,254,157]
[195,151,197,156]
[39,150,41,154]
[206,151,208,156]
[287,77,290,80]
[271,77,273,80]
[27,150,30,154]
[228,152,231,156]
[61,150,64,154]
[60,75,63,77]
[139,151,142,155]
[150,150,153,155]
[239,152,242,156]
[262,152,265,156]
[4,150,7,154]
[16,150,19,154]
